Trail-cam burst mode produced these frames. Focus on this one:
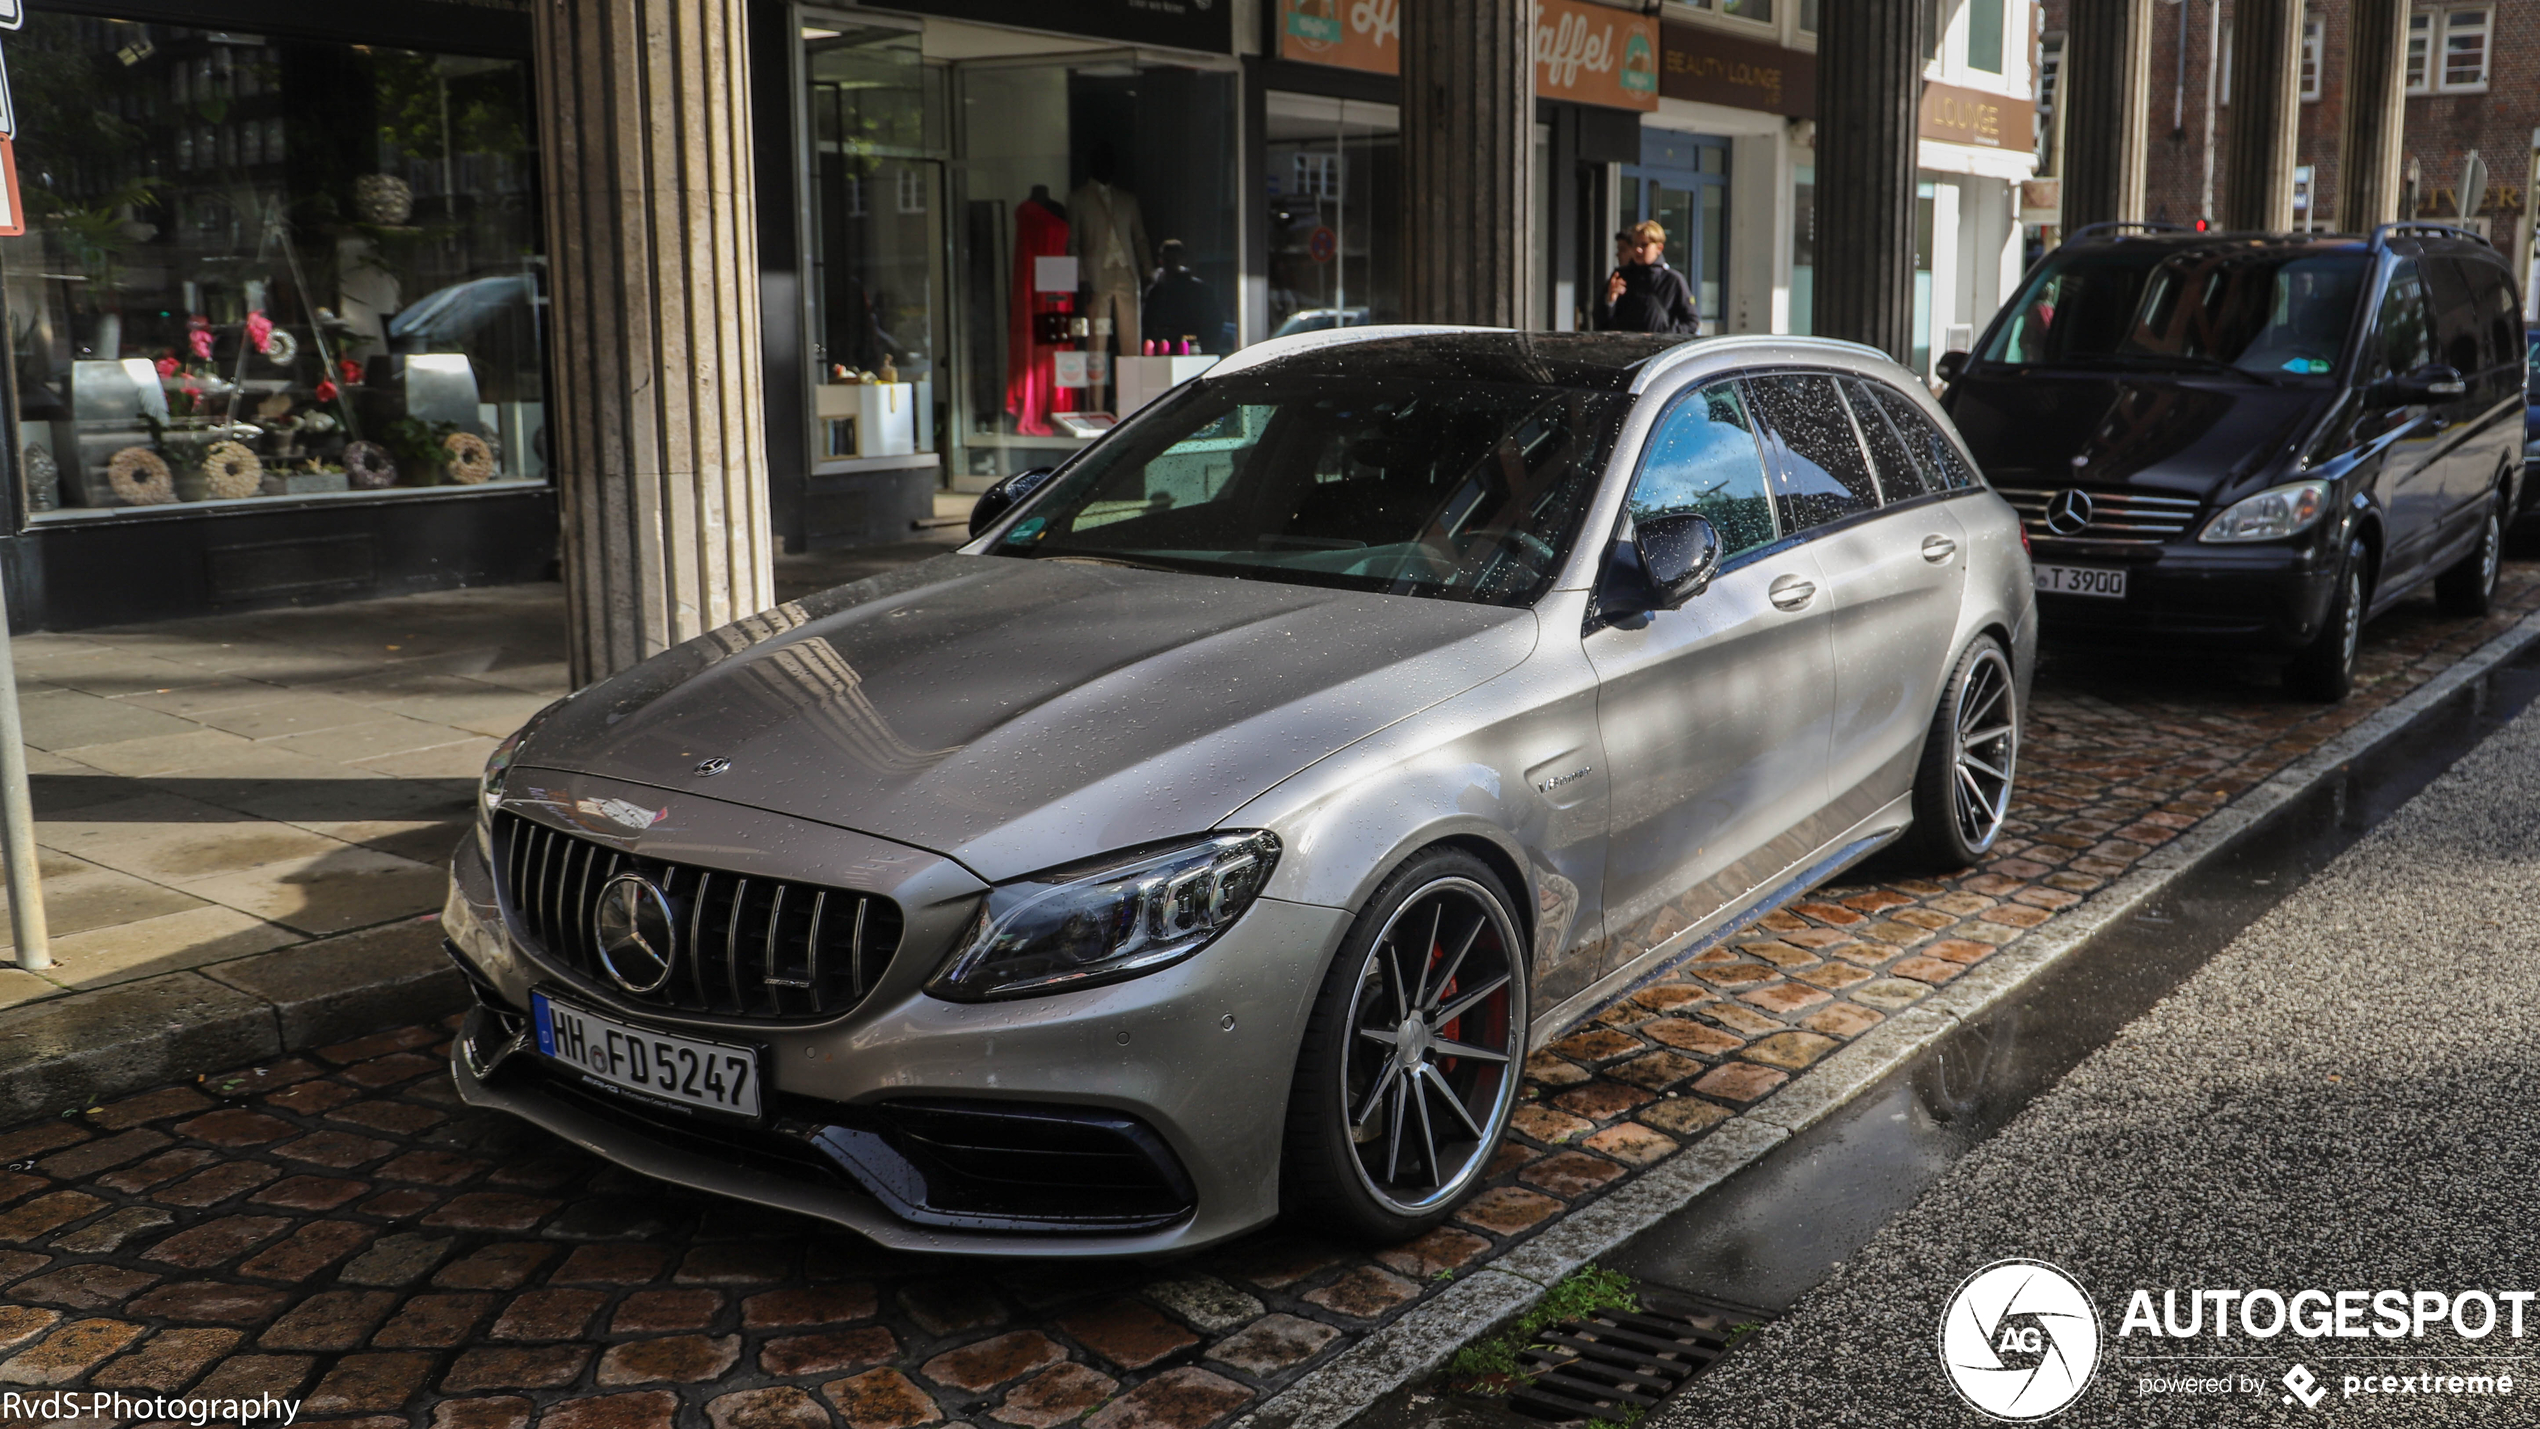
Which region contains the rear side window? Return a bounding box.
[1748,373,1880,533]
[1841,378,1932,501]
[1628,382,1779,558]
[1867,383,1980,492]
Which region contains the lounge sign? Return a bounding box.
[1276,0,1659,112]
[1918,79,2034,150]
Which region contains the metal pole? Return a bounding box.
[0,574,46,971]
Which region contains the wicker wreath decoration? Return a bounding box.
[202,440,264,500]
[343,440,398,490]
[106,446,177,505]
[442,430,496,485]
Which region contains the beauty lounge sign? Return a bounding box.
[1277,0,1659,112]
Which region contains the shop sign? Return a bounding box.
[880,0,1228,56]
[1658,22,1813,118]
[1918,79,2033,150]
[1275,0,1659,112]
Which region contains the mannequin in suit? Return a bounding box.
[1066,143,1151,381]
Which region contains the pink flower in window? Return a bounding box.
[246,311,275,354]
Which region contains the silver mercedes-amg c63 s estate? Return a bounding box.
[443,328,2036,1257]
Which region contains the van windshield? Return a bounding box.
[1981,247,2372,379]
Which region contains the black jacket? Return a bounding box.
[1594,261,1702,335]
[1143,266,1220,350]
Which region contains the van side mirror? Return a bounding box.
[1635,512,1722,609]
[2371,364,2468,406]
[1935,350,1969,384]
[969,466,1058,538]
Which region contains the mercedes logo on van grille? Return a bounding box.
[2045,489,2096,537]
[593,872,678,994]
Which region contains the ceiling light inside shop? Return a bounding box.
[802,27,842,39]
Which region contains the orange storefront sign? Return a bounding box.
[1276,0,1658,112]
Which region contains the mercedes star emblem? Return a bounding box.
[694,757,731,777]
[593,872,678,994]
[2045,488,2096,537]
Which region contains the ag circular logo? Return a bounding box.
[1938,1259,2102,1421]
[593,872,678,994]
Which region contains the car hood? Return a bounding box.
[518,555,1538,883]
[1948,372,2334,496]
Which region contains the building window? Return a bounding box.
[1968,0,2004,74]
[1800,0,1819,33]
[2036,31,2064,175]
[2301,17,2323,99]
[1681,0,1776,21]
[2408,6,2489,92]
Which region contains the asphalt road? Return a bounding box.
[1654,694,2540,1426]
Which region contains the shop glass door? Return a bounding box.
[1264,93,1401,338]
[1620,132,1728,328]
[803,23,944,469]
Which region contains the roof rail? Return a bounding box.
[2370,221,2493,250]
[2061,221,2189,243]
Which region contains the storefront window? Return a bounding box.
[803,24,944,469]
[5,16,546,516]
[1264,94,1401,347]
[951,60,1238,481]
[1622,132,1729,327]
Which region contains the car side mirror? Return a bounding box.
[1935,350,1969,385]
[1634,512,1722,610]
[969,466,1058,538]
[2374,364,2468,406]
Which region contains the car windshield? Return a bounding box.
[1981,246,2372,379]
[984,372,1631,607]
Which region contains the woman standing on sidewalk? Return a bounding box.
[1594,220,1701,335]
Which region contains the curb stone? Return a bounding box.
[1231,603,2540,1429]
[0,915,464,1123]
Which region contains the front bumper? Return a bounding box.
[2024,532,2340,653]
[443,798,1352,1258]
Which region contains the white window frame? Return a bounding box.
[2300,17,2323,101]
[2408,5,2490,94]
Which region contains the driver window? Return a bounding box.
[2375,260,2433,380]
[1627,382,1778,559]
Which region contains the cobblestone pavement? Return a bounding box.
[3,564,2536,1429]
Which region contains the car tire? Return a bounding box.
[1901,635,2019,871]
[2435,483,2505,617]
[1281,849,1529,1244]
[2285,537,2368,703]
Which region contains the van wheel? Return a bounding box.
[2286,538,2368,702]
[1900,636,2018,870]
[1281,850,1528,1244]
[2435,484,2504,616]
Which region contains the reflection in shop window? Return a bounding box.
[5,15,547,515]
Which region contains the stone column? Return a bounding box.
[2060,0,2153,232]
[1400,0,1535,326]
[2338,0,2408,231]
[2222,0,2305,232]
[535,0,776,685]
[1813,0,1923,363]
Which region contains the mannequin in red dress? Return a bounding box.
[1005,188,1074,436]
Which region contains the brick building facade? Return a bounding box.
[2039,0,2538,296]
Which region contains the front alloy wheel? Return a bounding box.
[1284,852,1528,1241]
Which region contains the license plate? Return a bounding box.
[2035,563,2128,599]
[532,991,763,1119]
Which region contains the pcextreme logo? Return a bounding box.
[1938,1259,2104,1420]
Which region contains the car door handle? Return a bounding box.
[1921,534,1958,564]
[1768,574,1816,611]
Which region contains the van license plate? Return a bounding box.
[2035,564,2127,599]
[532,991,762,1119]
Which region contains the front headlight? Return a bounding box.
[480,697,570,821]
[2200,480,2333,543]
[927,832,1282,1002]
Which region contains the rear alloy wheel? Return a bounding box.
[2435,484,2505,616]
[1283,851,1527,1242]
[2286,537,2368,702]
[1902,636,2019,870]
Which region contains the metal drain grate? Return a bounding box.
[1505,1291,1772,1423]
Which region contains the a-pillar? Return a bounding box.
[1400,0,1535,325]
[1814,0,1922,363]
[2060,0,2153,232]
[535,0,776,686]
[2338,0,2409,231]
[2222,0,2305,232]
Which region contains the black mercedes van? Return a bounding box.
[1940,224,2527,700]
